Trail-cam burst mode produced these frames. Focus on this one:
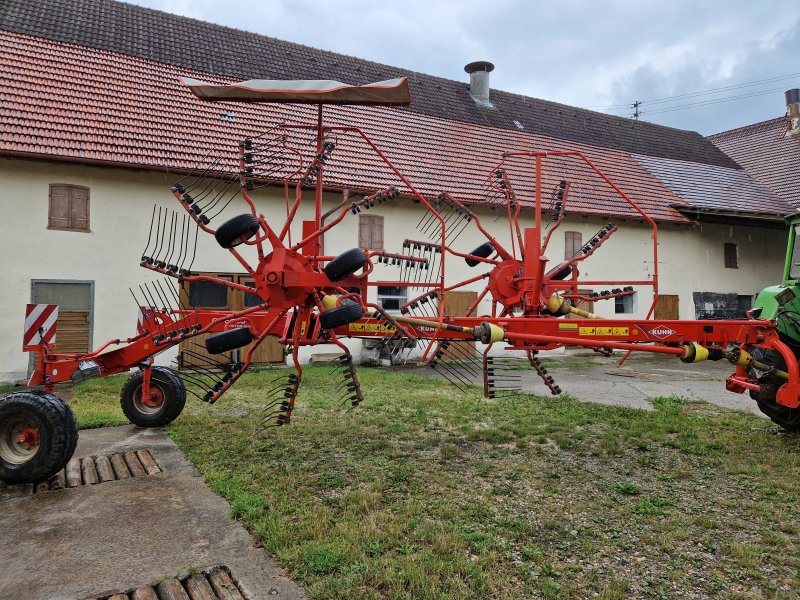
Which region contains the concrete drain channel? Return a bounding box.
[34,449,162,493]
[85,566,246,600]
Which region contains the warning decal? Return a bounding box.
[23,304,59,351]
[579,326,629,336]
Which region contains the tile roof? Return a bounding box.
[0,0,739,169]
[0,30,691,223]
[709,117,800,208]
[633,154,792,219]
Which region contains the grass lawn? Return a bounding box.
[70,366,800,599]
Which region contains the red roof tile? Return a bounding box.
[0,0,739,169]
[0,30,694,223]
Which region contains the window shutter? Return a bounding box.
[565,231,581,259]
[70,187,89,231]
[358,215,371,249]
[371,216,384,250]
[49,185,71,229]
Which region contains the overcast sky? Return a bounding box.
[126,0,800,135]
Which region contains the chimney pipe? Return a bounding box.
[464,61,495,108]
[785,88,800,137]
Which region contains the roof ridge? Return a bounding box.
[0,0,740,169]
[708,115,787,140]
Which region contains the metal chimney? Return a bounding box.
[785,88,800,137]
[464,61,495,108]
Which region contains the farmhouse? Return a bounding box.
[0,0,793,382]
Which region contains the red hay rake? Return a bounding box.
[8,76,799,483]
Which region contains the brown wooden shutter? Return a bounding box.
[370,215,384,250]
[70,186,89,231]
[565,231,582,259]
[49,185,71,229]
[358,215,370,249]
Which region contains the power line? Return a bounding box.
[640,86,788,116]
[585,70,800,113]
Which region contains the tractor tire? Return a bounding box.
[320,300,363,329]
[0,391,78,484]
[214,214,260,248]
[465,242,494,267]
[324,248,367,281]
[205,327,254,354]
[747,348,800,432]
[120,366,187,428]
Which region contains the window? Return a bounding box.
[359,214,384,251]
[188,279,229,308]
[49,184,89,231]
[615,293,635,314]
[564,231,582,259]
[377,285,406,312]
[724,243,738,269]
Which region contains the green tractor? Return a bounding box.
[750,213,800,431]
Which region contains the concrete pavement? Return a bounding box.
[0,426,307,600]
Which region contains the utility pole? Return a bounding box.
[632,100,641,120]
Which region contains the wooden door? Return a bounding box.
[234,275,284,364]
[31,282,92,372]
[179,273,284,367]
[443,290,478,359]
[654,295,679,320]
[179,273,233,367]
[567,289,595,319]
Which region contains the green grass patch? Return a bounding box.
[68,366,800,599]
[68,375,129,428]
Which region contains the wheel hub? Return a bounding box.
[141,387,164,408]
[255,249,316,309]
[488,259,524,308]
[0,417,41,464]
[17,427,40,448]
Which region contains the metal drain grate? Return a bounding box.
[34,449,161,492]
[87,566,246,600]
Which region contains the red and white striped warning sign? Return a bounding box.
[23,304,59,351]
[137,307,149,335]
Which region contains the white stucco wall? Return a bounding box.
[0,157,788,382]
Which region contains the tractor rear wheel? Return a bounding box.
[0,391,78,484]
[120,366,187,427]
[747,348,800,432]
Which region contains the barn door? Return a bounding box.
[234,275,284,364]
[179,273,284,367]
[31,281,92,373]
[655,295,679,320]
[442,291,478,359]
[179,274,233,367]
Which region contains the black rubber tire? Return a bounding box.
[324,248,367,281]
[465,242,494,267]
[547,263,573,281]
[120,366,187,427]
[205,327,254,354]
[747,348,800,432]
[214,214,260,248]
[0,391,78,484]
[320,301,364,329]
